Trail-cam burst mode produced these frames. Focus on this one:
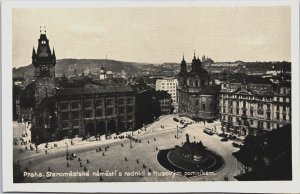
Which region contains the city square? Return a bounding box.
[14,115,243,182]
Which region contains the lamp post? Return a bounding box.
[129,122,133,148]
[65,140,69,160]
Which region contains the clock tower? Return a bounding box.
[32,29,56,77]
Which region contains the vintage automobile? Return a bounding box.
[203,128,214,135]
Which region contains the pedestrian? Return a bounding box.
[78,157,81,161]
[136,159,139,163]
[84,166,87,171]
[87,159,90,164]
[80,162,82,167]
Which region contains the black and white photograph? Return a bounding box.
[1,0,300,193]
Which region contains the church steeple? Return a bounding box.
[178,53,187,77]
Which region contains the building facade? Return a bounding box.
[155,77,178,104]
[177,53,219,121]
[55,83,136,138]
[154,90,172,114]
[219,78,291,135]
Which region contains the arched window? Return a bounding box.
[196,99,199,106]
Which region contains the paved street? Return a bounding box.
[14,114,243,182]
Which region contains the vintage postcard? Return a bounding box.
[1,0,300,193]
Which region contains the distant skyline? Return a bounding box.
[13,7,291,68]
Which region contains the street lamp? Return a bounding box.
[65,139,69,160]
[129,122,133,148]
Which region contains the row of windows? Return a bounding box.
[160,82,177,85]
[61,106,134,120]
[60,98,134,110]
[61,116,134,129]
[224,116,272,129]
[222,102,289,113]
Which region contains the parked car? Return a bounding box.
[221,137,228,142]
[228,134,237,140]
[203,128,214,135]
[173,117,179,122]
[232,142,241,148]
[218,132,227,138]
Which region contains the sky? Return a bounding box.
[13,7,291,68]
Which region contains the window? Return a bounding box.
[71,101,79,109]
[127,115,133,121]
[118,107,125,114]
[276,112,280,120]
[73,120,80,128]
[106,99,114,106]
[250,120,253,125]
[196,100,199,106]
[61,102,69,110]
[267,122,271,129]
[267,112,271,120]
[72,111,79,119]
[106,108,114,116]
[96,109,103,117]
[84,110,93,118]
[127,106,133,113]
[283,114,286,121]
[202,104,206,111]
[85,100,92,108]
[96,99,103,107]
[62,121,68,128]
[62,112,69,120]
[118,98,125,105]
[126,98,133,104]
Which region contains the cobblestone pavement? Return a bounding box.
[14,114,242,182]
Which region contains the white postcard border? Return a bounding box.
[1,0,300,193]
